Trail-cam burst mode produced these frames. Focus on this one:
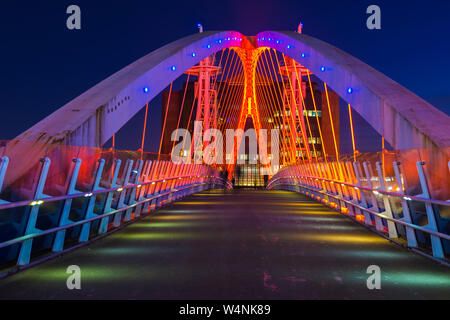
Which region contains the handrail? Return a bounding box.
[267,175,450,207]
[267,160,450,261]
[269,180,450,241]
[0,154,232,267]
[0,181,215,249]
[0,174,225,211]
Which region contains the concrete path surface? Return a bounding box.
[0,189,449,299]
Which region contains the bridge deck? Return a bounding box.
[0,189,449,299]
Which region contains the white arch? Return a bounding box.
[11,31,244,148]
[5,30,449,188]
[257,31,450,149]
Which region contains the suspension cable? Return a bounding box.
[305,69,327,162]
[158,82,173,160]
[260,50,292,164]
[290,54,315,162]
[171,74,190,152]
[324,83,339,162]
[348,103,357,162]
[140,103,149,160]
[281,53,308,164]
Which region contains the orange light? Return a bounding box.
[324,83,339,161]
[348,104,357,162]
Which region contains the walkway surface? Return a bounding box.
[0,189,449,299]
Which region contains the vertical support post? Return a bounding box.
[393,161,418,247]
[17,157,51,265]
[79,159,105,242]
[416,161,444,259]
[149,161,162,210]
[52,158,82,252]
[353,161,372,225]
[98,159,121,234]
[113,159,133,227]
[363,161,384,232]
[142,161,157,213]
[376,161,398,238]
[124,160,143,221]
[135,160,152,216]
[0,156,10,204]
[339,162,354,216]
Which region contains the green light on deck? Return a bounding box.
[114,232,195,240]
[129,221,196,228]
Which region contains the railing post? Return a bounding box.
[353,161,372,226]
[168,164,181,202]
[52,158,82,252]
[376,161,398,238]
[143,161,156,210]
[339,162,355,216]
[346,162,359,206]
[340,162,354,216]
[331,162,346,212]
[152,161,166,209]
[124,160,143,221]
[415,161,444,259]
[363,161,384,232]
[135,160,152,216]
[79,159,105,242]
[17,157,51,265]
[98,159,121,234]
[393,161,418,247]
[113,159,133,227]
[0,156,10,204]
[142,160,157,213]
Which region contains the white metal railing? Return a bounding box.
[268,160,450,262]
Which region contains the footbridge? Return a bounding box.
[0,27,449,299]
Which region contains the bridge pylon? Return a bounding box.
[279,56,312,162]
[185,56,221,163]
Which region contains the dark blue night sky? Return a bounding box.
[1,0,449,153]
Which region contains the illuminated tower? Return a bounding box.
[279,57,311,163]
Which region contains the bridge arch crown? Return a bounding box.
[5,30,450,188]
[12,30,450,152]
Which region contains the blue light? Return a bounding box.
[192,52,196,57]
[207,44,211,48]
[301,53,306,58]
[347,87,353,94]
[171,65,176,71]
[320,66,326,72]
[218,39,222,43]
[287,45,291,49]
[197,23,201,27]
[276,40,280,44]
[143,87,149,93]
